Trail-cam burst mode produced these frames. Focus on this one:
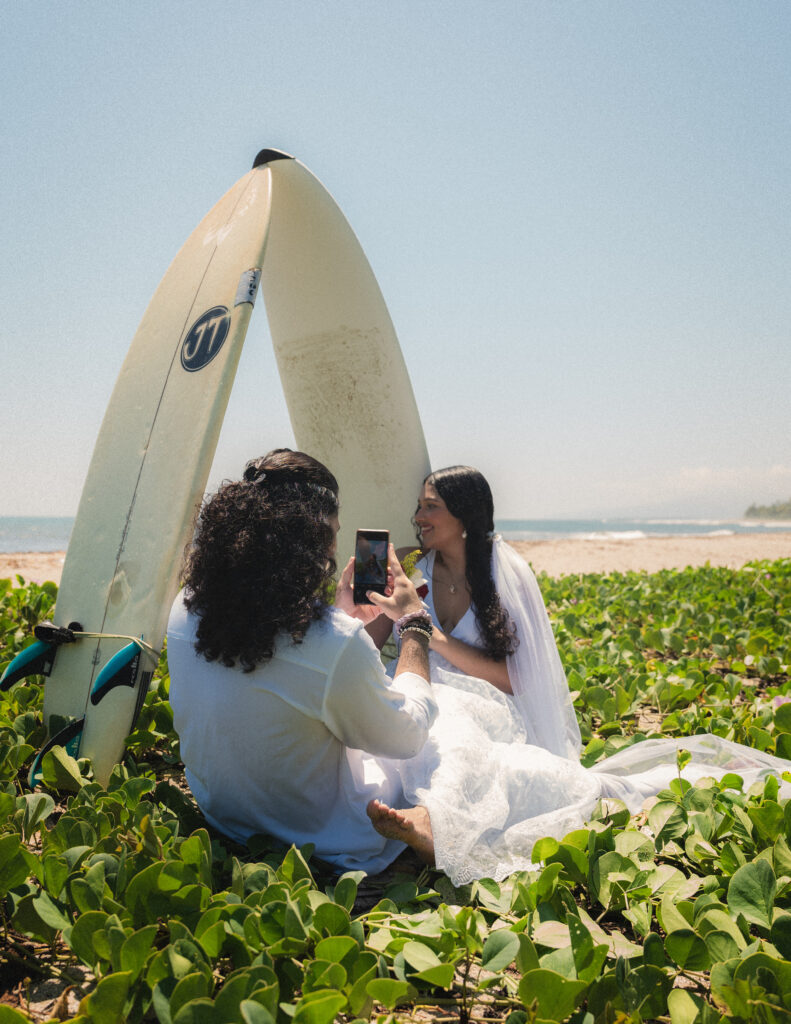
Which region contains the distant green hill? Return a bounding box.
[744,498,791,519]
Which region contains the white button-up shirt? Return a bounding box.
[167,595,436,873]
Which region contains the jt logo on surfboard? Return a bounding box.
[181,307,231,372]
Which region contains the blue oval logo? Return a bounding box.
[181,306,231,372]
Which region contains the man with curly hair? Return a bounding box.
[166,449,436,873]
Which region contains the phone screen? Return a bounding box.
[353,529,389,604]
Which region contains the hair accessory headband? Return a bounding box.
[243,465,337,508]
[305,482,338,506]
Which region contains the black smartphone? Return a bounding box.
[353,529,389,604]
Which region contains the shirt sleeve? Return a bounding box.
[322,628,437,758]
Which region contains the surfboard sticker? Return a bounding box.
[234,267,262,307]
[180,306,232,372]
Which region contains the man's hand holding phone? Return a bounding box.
[366,546,431,682]
[336,542,429,682]
[335,540,423,624]
[366,544,425,622]
[336,555,394,624]
[353,529,389,604]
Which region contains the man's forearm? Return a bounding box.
[394,632,430,681]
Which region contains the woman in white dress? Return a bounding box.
[367,466,790,885]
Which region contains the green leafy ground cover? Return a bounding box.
[1,558,790,1024]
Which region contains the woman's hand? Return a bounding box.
[366,544,425,622]
[335,556,393,624]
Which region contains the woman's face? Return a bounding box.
[414,482,465,552]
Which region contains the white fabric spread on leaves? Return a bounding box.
[393,548,791,885]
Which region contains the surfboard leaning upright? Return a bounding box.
[259,156,430,562]
[30,154,280,786]
[2,150,430,786]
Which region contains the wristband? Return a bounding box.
[400,623,432,642]
[396,610,434,639]
[401,619,433,637]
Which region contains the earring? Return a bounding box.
[462,530,467,539]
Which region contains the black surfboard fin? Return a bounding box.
[28,717,84,788]
[253,148,293,168]
[1,640,57,691]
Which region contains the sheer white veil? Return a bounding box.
[491,536,581,760]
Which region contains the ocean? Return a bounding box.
[496,518,791,542]
[0,517,76,553]
[1,515,790,553]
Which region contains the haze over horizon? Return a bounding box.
[3,3,789,521]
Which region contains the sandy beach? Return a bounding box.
[511,531,790,576]
[2,532,789,586]
[1,552,69,585]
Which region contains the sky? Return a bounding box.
[3,1,789,520]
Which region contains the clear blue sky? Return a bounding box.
[3,1,789,519]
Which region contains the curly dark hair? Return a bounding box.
[183,449,340,671]
[420,465,517,661]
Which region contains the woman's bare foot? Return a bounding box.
[367,799,435,865]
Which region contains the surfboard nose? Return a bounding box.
[253,149,293,168]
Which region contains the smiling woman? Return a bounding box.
[416,467,517,673]
[362,463,791,883]
[395,465,582,753]
[415,481,464,554]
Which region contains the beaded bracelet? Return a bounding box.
[400,623,432,642]
[395,610,433,639]
[400,618,433,636]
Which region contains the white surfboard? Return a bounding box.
[261,157,429,561]
[4,150,429,786]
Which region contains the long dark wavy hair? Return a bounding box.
[183,449,339,671]
[421,465,517,661]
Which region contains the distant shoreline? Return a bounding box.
[2,531,789,585]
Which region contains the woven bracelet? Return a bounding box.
[395,610,433,638]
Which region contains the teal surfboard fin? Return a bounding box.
[28,716,85,788]
[90,643,142,706]
[1,640,57,691]
[0,619,84,692]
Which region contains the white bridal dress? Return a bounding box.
[392,540,791,885]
